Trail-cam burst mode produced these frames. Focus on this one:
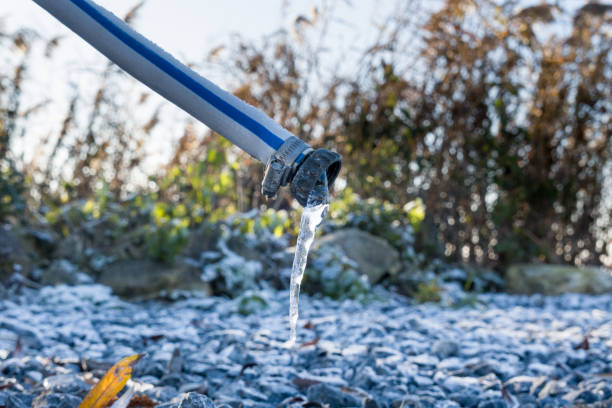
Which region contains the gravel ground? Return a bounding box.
[1,284,612,407]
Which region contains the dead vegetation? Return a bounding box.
[0,0,610,269]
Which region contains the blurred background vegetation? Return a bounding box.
[1,0,610,292]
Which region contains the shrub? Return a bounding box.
[237,291,268,315]
[145,202,190,263]
[302,246,371,301]
[413,281,442,304]
[200,226,263,297]
[326,189,428,265]
[0,161,25,221]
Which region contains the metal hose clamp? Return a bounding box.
[262,136,342,206]
[262,137,312,199]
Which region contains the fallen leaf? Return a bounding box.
[79,354,143,408]
[104,397,118,407]
[145,334,164,343]
[109,382,135,408]
[574,336,589,350]
[127,395,157,407]
[11,336,22,358]
[596,373,612,378]
[501,386,515,404]
[104,395,119,408]
[303,321,313,330]
[0,382,15,390]
[300,337,320,348]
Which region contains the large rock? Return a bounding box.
[0,226,31,281]
[99,258,211,297]
[314,228,400,284]
[40,259,93,286]
[53,234,86,266]
[506,264,612,295]
[24,228,58,256]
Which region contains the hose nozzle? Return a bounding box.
[262,137,342,207]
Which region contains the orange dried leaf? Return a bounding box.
[79,354,142,408]
[300,336,320,348]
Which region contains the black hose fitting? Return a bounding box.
[262,137,342,207]
[290,148,342,207]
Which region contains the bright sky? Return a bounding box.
[2,0,392,170]
[4,1,388,58]
[0,0,593,171]
[2,0,392,96]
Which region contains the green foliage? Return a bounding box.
[141,147,241,262]
[1,0,610,273]
[145,202,190,263]
[413,281,442,304]
[0,160,25,221]
[41,143,243,264]
[451,293,484,309]
[327,189,426,264]
[0,29,31,223]
[45,201,87,238]
[159,141,238,223]
[237,291,268,315]
[231,208,295,238]
[258,209,294,237]
[328,189,400,241]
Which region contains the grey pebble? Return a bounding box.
[178,392,216,408]
[476,398,508,408]
[32,393,81,408]
[1,284,611,408]
[307,383,361,407]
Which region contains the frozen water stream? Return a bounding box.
[287,175,329,346]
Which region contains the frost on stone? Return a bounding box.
[303,245,371,301]
[201,230,262,297]
[39,284,115,306]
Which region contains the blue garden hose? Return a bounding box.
[33,0,341,206]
